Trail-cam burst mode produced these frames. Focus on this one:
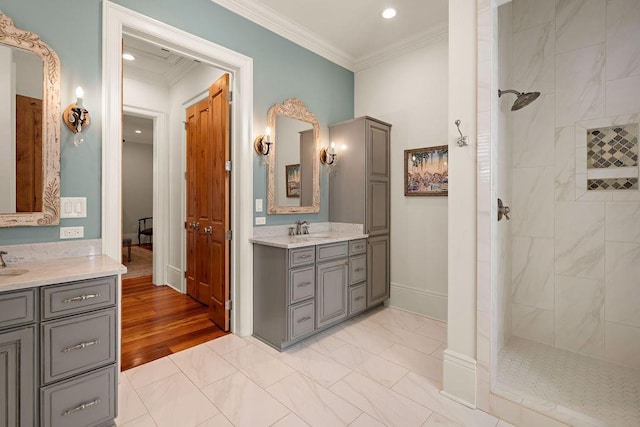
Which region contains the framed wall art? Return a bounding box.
[286,164,301,197]
[404,146,448,196]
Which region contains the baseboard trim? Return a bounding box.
[440,390,476,409]
[442,349,477,408]
[389,282,447,321]
[166,265,183,293]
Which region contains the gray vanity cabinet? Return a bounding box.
[367,235,390,306]
[0,326,36,427]
[316,259,348,329]
[40,276,118,427]
[0,276,119,427]
[0,289,36,427]
[329,117,391,308]
[254,241,356,350]
[253,244,317,349]
[347,239,367,316]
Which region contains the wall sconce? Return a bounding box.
[63,86,91,146]
[319,141,337,165]
[254,126,272,156]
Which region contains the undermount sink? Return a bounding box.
[303,234,332,239]
[0,268,29,277]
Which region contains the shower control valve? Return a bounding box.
[498,198,510,221]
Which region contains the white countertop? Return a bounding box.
[0,255,126,292]
[250,232,367,249]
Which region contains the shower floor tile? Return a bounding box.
[497,337,640,427]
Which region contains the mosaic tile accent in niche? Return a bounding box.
[587,178,638,191]
[587,124,638,169]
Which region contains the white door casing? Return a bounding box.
[102,1,254,336]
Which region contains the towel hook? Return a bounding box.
[454,119,468,147]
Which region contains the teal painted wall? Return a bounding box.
[0,0,354,244]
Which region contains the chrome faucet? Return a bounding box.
[0,251,7,268]
[295,220,309,235]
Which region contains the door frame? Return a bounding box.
[102,1,254,336]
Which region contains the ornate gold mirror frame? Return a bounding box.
[0,12,60,227]
[267,98,320,214]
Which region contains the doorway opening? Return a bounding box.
[103,1,254,371]
[121,113,154,280]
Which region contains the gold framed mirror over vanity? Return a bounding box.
[266,98,320,214]
[0,12,61,227]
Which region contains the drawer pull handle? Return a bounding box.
[355,296,365,301]
[354,268,364,272]
[63,398,100,416]
[297,316,312,323]
[63,339,101,352]
[62,293,101,303]
[299,255,312,259]
[297,281,312,287]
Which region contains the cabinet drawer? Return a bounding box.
[349,239,367,256]
[349,283,367,315]
[289,267,315,304]
[0,288,35,329]
[42,308,116,384]
[42,276,116,320]
[317,242,348,262]
[349,254,367,285]
[289,247,315,268]
[41,364,116,427]
[288,300,314,341]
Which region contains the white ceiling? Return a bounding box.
[123,35,201,86]
[123,114,153,145]
[211,0,448,71]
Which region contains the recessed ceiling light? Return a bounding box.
[381,8,397,19]
[122,53,135,61]
[135,130,142,134]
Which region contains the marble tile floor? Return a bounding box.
[497,337,640,427]
[116,306,507,427]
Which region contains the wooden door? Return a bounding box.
[185,74,231,331]
[15,95,43,212]
[186,97,212,306]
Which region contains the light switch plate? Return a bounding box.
[255,217,266,225]
[255,198,263,212]
[60,197,87,218]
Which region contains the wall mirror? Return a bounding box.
[0,12,60,227]
[267,98,320,214]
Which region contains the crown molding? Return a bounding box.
[211,0,355,70]
[210,0,448,74]
[353,22,448,72]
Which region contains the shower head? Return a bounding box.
[498,89,541,111]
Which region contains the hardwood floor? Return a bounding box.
[121,275,227,371]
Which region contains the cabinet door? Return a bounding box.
[316,259,348,329]
[0,327,35,427]
[366,120,390,235]
[367,235,390,307]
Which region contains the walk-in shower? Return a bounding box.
[487,0,640,425]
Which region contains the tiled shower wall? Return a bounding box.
[503,0,640,369]
[496,2,513,354]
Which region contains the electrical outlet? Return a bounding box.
[255,217,266,225]
[60,226,84,239]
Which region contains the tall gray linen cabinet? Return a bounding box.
[328,116,391,307]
